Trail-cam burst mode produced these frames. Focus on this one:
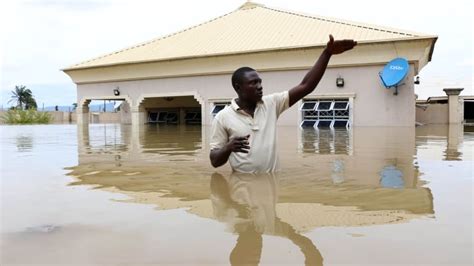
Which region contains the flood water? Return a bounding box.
[1,123,472,265]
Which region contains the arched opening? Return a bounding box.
[140,95,201,125]
[77,97,132,125]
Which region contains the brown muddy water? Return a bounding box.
[1,124,472,265]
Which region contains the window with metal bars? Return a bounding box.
[300,99,350,129]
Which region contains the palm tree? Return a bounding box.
[9,85,34,110]
[25,97,37,109]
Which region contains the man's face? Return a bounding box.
[237,71,263,104]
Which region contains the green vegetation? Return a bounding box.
[9,85,37,110]
[1,109,52,124]
[2,85,52,124]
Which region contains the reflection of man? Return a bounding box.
[209,35,357,173]
[210,172,323,266]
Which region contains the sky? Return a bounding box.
[0,0,472,108]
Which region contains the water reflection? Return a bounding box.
[141,124,202,156]
[16,135,33,152]
[446,124,463,160]
[2,123,472,265]
[68,124,437,220]
[291,127,419,189]
[415,124,466,161]
[211,172,323,265]
[300,128,352,155]
[61,123,456,263]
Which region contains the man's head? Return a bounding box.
[231,67,263,104]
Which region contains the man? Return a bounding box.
[210,35,357,173]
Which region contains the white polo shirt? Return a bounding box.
[210,91,290,173]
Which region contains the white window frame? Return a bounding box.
[300,119,317,128]
[300,101,318,111]
[332,101,349,111]
[331,120,350,129]
[211,102,230,117]
[300,98,351,129]
[316,101,333,111]
[316,120,333,128]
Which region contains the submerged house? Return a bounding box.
[63,1,437,128]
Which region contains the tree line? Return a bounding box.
[8,85,37,110]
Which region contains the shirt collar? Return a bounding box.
[231,98,240,111]
[231,98,264,112]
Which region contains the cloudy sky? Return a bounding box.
[0,0,472,108]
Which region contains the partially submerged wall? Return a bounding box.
[416,104,449,124]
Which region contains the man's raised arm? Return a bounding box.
[288,35,357,107]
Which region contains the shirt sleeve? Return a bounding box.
[210,116,228,150]
[273,91,290,117]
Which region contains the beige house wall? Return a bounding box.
[416,104,449,124]
[89,112,121,123]
[77,64,415,127]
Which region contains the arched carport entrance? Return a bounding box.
[77,96,132,125]
[135,92,204,126]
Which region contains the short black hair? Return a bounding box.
[231,67,256,90]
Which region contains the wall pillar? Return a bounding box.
[443,88,464,124]
[446,124,463,160]
[76,123,90,164]
[179,108,186,125]
[76,105,90,125]
[131,105,146,127]
[120,100,132,124]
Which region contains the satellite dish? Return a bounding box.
[379,57,409,95]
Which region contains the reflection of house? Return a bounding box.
[68,124,435,233]
[63,1,436,128]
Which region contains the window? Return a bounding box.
[333,101,349,110]
[184,111,201,124]
[184,112,197,120]
[157,112,168,123]
[333,120,349,128]
[301,101,317,111]
[165,112,178,124]
[317,120,332,127]
[148,111,178,124]
[148,112,158,123]
[211,102,230,117]
[300,120,317,127]
[301,99,350,129]
[317,101,332,110]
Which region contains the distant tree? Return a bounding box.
[72,103,78,111]
[9,85,34,110]
[25,97,37,110]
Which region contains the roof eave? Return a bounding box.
[62,36,438,72]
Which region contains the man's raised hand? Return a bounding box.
[326,34,357,55]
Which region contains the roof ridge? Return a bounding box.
[68,8,239,69]
[238,1,264,10]
[261,5,420,37]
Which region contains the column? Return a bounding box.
[76,105,89,125]
[180,108,186,125]
[443,88,464,124]
[130,105,146,127]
